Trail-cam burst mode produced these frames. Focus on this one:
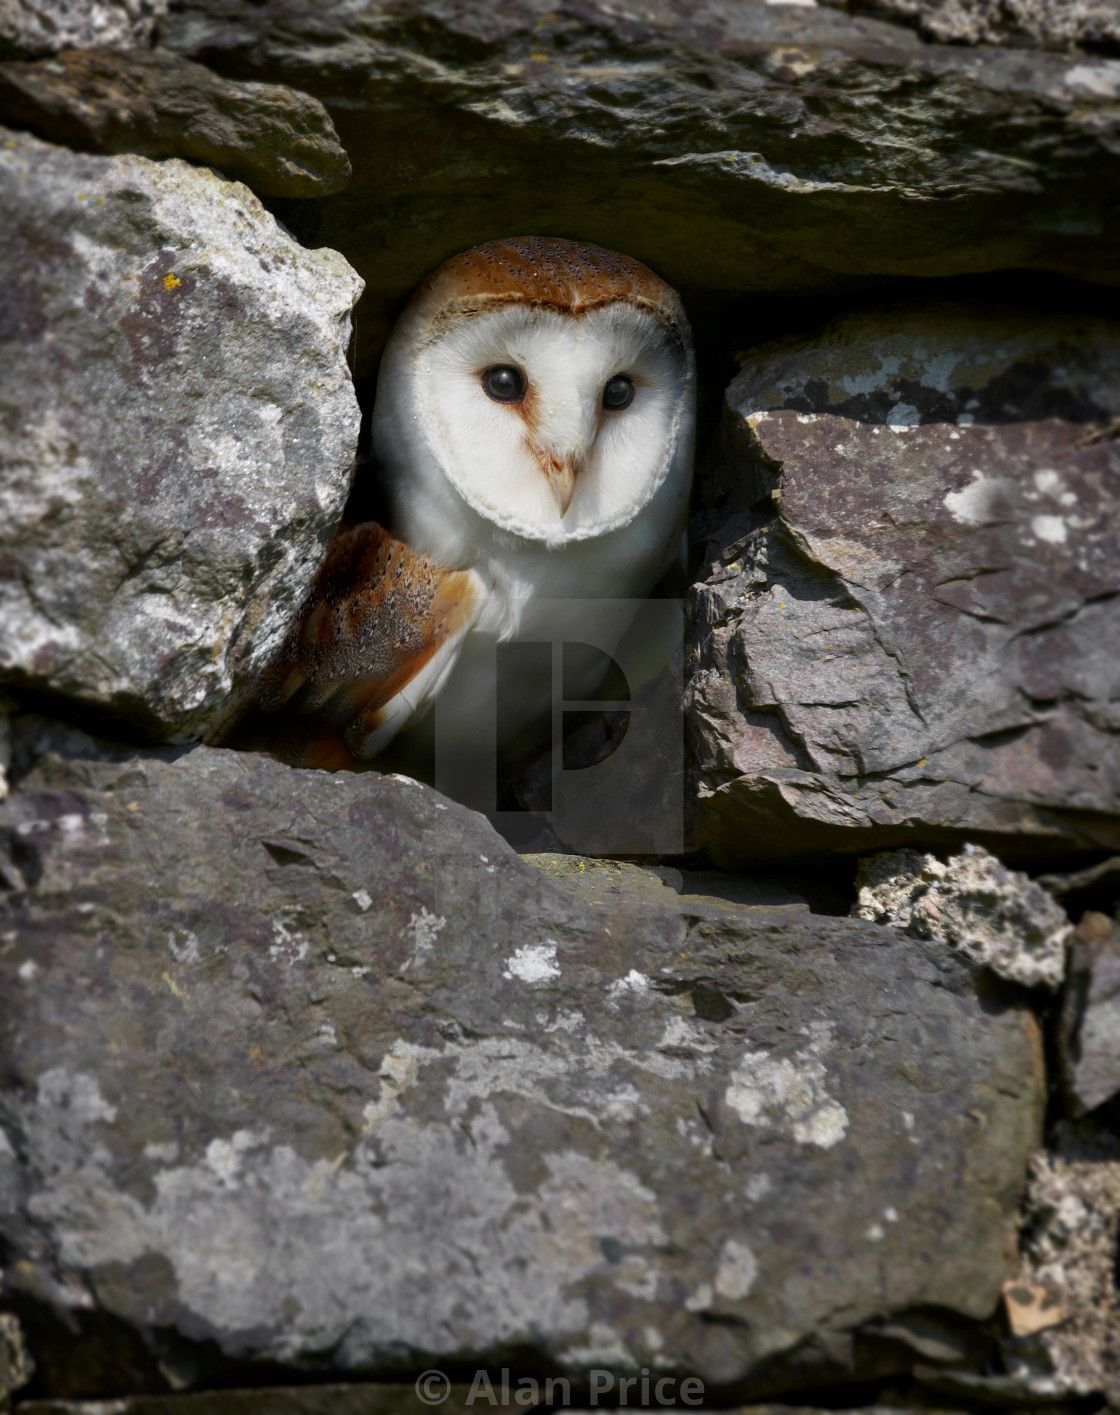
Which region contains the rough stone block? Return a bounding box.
[162,0,1120,377]
[0,748,1043,1397]
[689,299,1120,867]
[820,0,1120,51]
[854,844,1072,991]
[0,128,362,740]
[0,0,167,60]
[1000,1120,1120,1405]
[0,48,351,198]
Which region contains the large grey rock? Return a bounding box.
[822,0,1120,52]
[0,747,1042,1399]
[688,299,1120,868]
[0,128,362,741]
[162,0,1120,378]
[0,0,167,60]
[0,48,351,198]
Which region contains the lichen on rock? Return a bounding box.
[822,0,1120,52]
[0,0,168,60]
[854,843,1072,990]
[0,748,1045,1396]
[689,298,1120,867]
[1002,1120,1120,1405]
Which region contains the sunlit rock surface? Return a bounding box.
[0,0,167,60]
[819,0,1120,52]
[854,844,1072,991]
[0,128,362,740]
[0,48,351,197]
[162,0,1120,377]
[0,748,1042,1398]
[688,299,1120,867]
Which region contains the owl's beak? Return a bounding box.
[547,457,578,517]
[530,407,592,517]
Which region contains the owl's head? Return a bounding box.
[373,238,695,551]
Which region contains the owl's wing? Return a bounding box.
[206,521,482,768]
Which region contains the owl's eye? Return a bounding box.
[482,365,526,403]
[603,375,635,411]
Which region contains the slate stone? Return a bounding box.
[688,298,1120,868]
[1058,911,1120,1117]
[0,748,1043,1400]
[522,853,690,917]
[0,48,351,198]
[161,0,1120,378]
[0,128,362,742]
[0,0,167,61]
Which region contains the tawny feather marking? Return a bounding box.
[416,237,685,343]
[205,521,479,764]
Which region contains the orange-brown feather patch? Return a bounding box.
[413,237,688,350]
[299,735,366,772]
[210,522,480,767]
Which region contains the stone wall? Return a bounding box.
[0,2,1118,1411]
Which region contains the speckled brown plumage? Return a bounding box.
[206,521,477,766]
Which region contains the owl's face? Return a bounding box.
[373,239,694,552]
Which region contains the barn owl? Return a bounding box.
[211,238,695,768]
